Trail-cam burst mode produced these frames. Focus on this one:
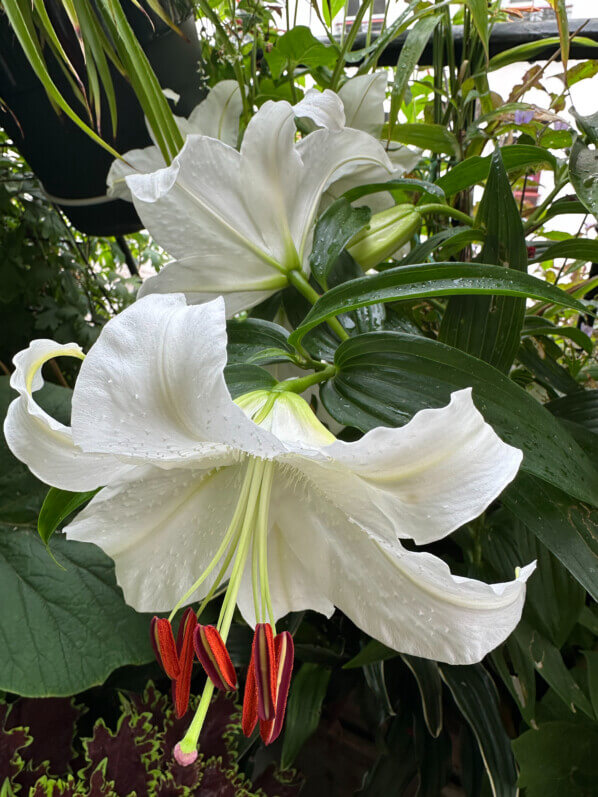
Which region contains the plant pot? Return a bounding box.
[0,4,205,236]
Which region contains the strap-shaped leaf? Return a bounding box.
[436,144,556,196]
[320,331,598,507]
[281,663,330,769]
[309,198,370,288]
[439,664,518,797]
[440,149,528,372]
[288,262,586,346]
[503,473,598,602]
[227,318,294,366]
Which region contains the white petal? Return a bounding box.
[388,143,421,173]
[65,462,245,612]
[107,146,166,202]
[292,127,393,261]
[293,88,346,131]
[237,519,335,627]
[126,134,278,275]
[292,389,522,546]
[4,340,133,491]
[137,254,286,315]
[188,80,243,147]
[277,485,535,664]
[71,294,280,463]
[338,73,387,137]
[239,101,305,266]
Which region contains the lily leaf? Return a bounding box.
[227,318,294,366]
[289,261,586,345]
[281,663,331,769]
[570,139,598,219]
[439,663,518,797]
[440,149,528,373]
[309,198,371,288]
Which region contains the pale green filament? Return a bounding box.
[167,458,257,623]
[177,457,277,757]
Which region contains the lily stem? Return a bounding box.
[275,365,337,394]
[288,270,349,342]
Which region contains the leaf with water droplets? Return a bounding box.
[570,139,598,219]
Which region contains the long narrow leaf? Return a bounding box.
[288,262,586,345]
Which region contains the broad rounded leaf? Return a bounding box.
[0,527,153,696]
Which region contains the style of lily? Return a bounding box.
[4,294,534,765]
[107,80,244,202]
[123,93,395,315]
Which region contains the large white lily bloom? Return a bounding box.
[123,95,394,315]
[107,80,244,201]
[4,293,533,666]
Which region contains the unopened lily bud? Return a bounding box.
[348,203,421,269]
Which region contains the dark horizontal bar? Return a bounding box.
[353,17,598,66]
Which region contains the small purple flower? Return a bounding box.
[553,120,569,131]
[514,110,534,125]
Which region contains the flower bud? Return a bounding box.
[347,204,421,269]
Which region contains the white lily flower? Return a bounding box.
[5,292,532,662]
[324,73,421,211]
[107,80,244,201]
[4,293,533,760]
[125,98,394,315]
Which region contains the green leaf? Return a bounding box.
[517,339,580,396]
[488,36,598,71]
[281,663,331,769]
[321,0,345,26]
[439,664,518,797]
[344,639,397,669]
[389,15,442,136]
[539,195,590,224]
[389,123,459,155]
[522,319,593,355]
[320,332,598,507]
[464,0,489,55]
[502,473,598,602]
[570,139,598,219]
[513,621,594,719]
[547,390,598,434]
[343,177,445,204]
[513,721,598,797]
[583,651,598,718]
[437,145,556,196]
[288,262,586,345]
[546,0,570,68]
[265,26,337,79]
[226,318,294,366]
[440,150,528,372]
[309,198,370,288]
[223,364,277,399]
[38,488,98,546]
[401,655,443,738]
[530,238,598,264]
[0,527,153,696]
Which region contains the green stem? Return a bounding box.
[417,204,474,226]
[329,0,373,91]
[288,270,349,341]
[274,365,337,394]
